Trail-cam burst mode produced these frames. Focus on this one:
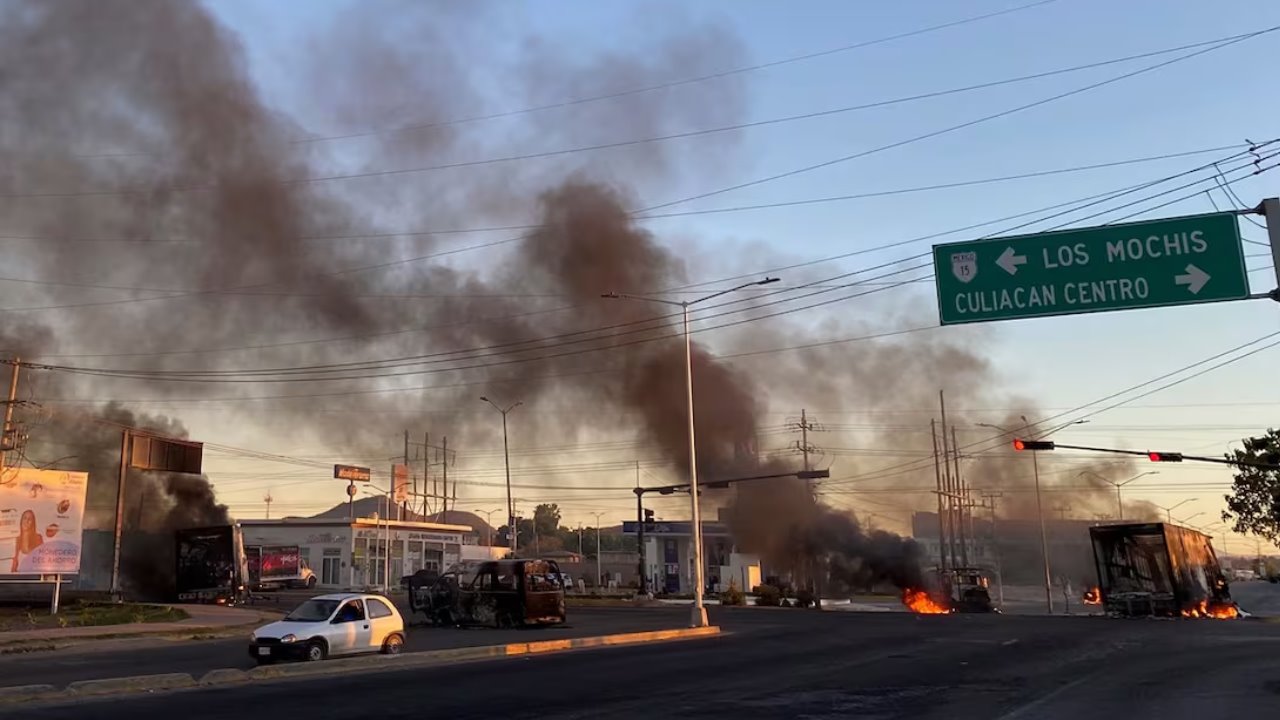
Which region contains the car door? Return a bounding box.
[324,599,371,655]
[365,597,400,650]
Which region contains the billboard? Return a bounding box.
[130,434,203,474]
[0,468,89,575]
[334,464,371,482]
[392,464,409,504]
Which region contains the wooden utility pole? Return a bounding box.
[951,425,969,567]
[931,419,947,572]
[441,436,449,519]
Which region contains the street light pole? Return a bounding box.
[474,508,502,546]
[603,276,779,628]
[590,511,605,588]
[978,416,1086,615]
[1161,498,1198,524]
[1079,470,1158,521]
[480,397,522,555]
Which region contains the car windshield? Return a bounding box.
[284,598,340,621]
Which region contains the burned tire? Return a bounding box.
[305,640,328,662]
[382,633,404,655]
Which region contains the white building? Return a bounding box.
[240,516,473,590]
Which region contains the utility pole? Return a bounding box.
[403,429,410,520]
[427,430,437,515]
[264,491,273,520]
[441,436,449,520]
[1053,504,1073,520]
[938,391,958,571]
[980,491,1004,606]
[0,358,19,475]
[951,425,969,567]
[790,409,821,496]
[930,420,947,572]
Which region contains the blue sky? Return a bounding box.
[197,0,1280,548]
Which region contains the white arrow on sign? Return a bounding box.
[996,247,1027,275]
[1175,264,1210,294]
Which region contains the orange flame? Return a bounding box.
[903,588,950,614]
[1083,587,1101,605]
[1180,600,1239,619]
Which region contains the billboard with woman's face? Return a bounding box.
[0,468,89,574]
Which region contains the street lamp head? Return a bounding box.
[600,292,619,298]
[755,277,781,286]
[479,396,489,402]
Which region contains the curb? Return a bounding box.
[66,673,195,696]
[0,625,722,706]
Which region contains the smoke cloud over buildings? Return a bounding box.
[0,1,1152,596]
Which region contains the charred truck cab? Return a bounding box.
[407,558,567,628]
[175,525,249,606]
[938,567,997,613]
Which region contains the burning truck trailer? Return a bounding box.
[1089,522,1239,619]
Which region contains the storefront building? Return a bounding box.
[240,517,473,590]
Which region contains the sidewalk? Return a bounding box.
[0,604,275,645]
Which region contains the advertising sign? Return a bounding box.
[0,468,89,575]
[259,545,301,581]
[392,464,409,504]
[334,464,371,482]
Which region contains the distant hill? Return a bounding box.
[301,497,490,536]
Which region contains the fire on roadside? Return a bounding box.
[1083,587,1102,605]
[902,588,950,614]
[1180,600,1239,619]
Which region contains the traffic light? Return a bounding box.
[643,508,655,531]
[1148,451,1184,462]
[1012,438,1055,451]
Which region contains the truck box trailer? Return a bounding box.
[1089,522,1235,618]
[175,525,249,605]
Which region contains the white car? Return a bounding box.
[249,592,405,664]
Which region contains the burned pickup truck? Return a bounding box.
[407,558,567,628]
[1090,522,1237,618]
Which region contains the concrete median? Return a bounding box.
[66,673,196,696]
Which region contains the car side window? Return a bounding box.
[367,598,394,619]
[336,600,365,622]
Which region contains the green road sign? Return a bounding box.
[933,211,1248,325]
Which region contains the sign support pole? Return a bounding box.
[51,574,60,615]
[109,429,130,600]
[1260,198,1280,296]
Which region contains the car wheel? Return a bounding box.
[382,633,404,655]
[305,640,328,662]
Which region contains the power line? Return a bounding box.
[16,31,1246,200]
[32,146,1271,384]
[0,143,1244,252]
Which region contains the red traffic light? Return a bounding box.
[1148,451,1184,462]
[1013,439,1055,451]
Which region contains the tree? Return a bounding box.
[1222,429,1280,542]
[533,503,561,538]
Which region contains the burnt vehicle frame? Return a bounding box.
[407,558,567,628]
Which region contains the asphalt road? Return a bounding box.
[8,609,1280,719]
[0,605,697,690]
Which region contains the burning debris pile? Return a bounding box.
[902,588,950,615]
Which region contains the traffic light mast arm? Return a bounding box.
[636,468,830,496]
[1037,442,1280,470]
